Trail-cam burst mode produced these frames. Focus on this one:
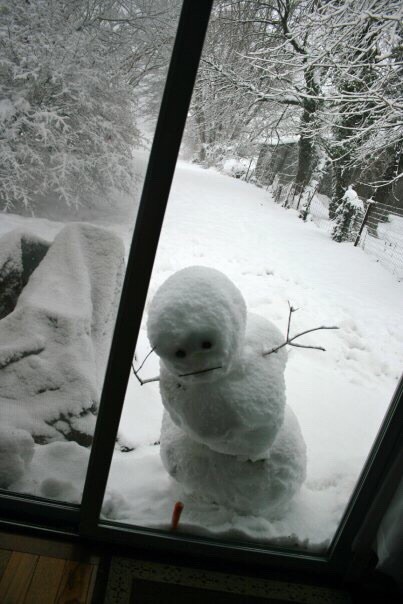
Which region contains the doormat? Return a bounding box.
[104,557,351,604]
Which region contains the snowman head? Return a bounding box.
[147,266,247,382]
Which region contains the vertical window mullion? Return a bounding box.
[79,0,213,535]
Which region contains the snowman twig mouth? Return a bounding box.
[178,365,222,378]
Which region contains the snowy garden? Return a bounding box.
[0,0,402,554]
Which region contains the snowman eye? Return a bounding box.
[201,341,212,349]
[175,349,186,358]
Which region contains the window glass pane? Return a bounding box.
[103,0,402,553]
[0,0,182,504]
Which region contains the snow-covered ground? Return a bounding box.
[1,159,402,552]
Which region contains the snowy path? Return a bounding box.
[108,161,402,550]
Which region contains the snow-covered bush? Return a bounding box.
[0,0,140,211]
[332,186,364,243]
[221,157,255,180]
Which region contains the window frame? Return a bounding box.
[0,0,402,582]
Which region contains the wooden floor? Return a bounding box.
[0,532,99,604]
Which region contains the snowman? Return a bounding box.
[147,266,306,516]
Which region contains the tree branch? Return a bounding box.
[131,346,159,386]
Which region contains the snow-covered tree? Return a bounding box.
[185,1,299,170]
[324,0,403,219]
[0,0,176,212]
[331,186,364,242]
[188,0,329,193]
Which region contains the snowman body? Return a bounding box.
[159,313,287,459]
[147,266,306,515]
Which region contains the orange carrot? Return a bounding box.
[171,501,184,530]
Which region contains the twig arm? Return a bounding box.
[263,306,339,356]
[288,325,339,343]
[131,359,160,386]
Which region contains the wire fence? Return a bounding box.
[358,202,403,278]
[271,179,403,280]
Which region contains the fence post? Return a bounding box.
[244,157,254,182]
[354,200,375,247]
[296,184,305,210]
[275,184,283,203]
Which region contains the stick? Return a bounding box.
[131,346,160,386]
[263,304,339,356]
[178,365,222,378]
[136,346,156,372]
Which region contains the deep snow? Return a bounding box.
[1,159,402,552]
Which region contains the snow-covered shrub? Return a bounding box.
[221,157,255,180]
[196,142,232,167]
[0,0,140,211]
[332,186,364,242]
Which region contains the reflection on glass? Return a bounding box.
[104,0,402,553]
[0,0,181,503]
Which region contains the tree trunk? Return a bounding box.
[295,105,316,191]
[193,87,208,163]
[330,163,350,220]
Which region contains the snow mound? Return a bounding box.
[9,441,91,503]
[0,223,124,450]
